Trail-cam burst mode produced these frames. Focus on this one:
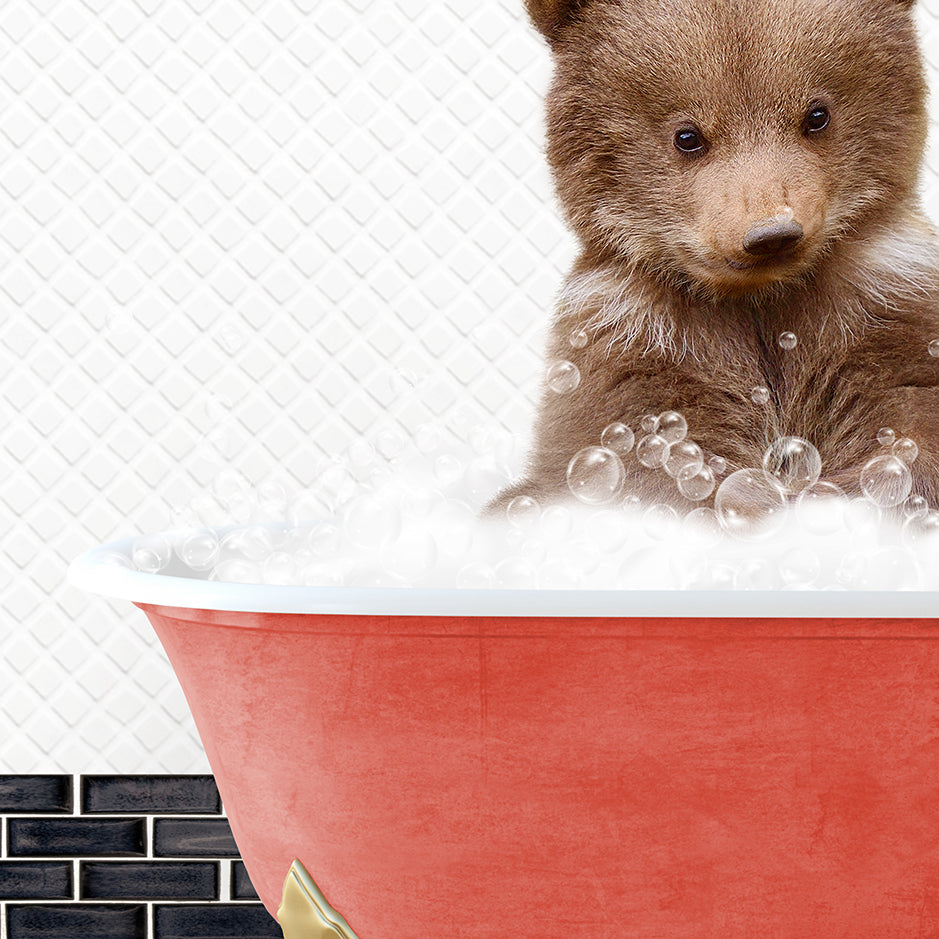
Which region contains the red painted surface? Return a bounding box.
[140,604,939,938]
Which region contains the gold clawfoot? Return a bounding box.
[277,859,361,939]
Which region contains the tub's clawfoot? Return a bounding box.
[277,859,360,939]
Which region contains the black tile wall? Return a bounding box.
[0,776,278,939]
[154,904,283,938]
[231,863,260,901]
[153,818,239,857]
[7,903,147,939]
[82,776,222,815]
[0,777,73,815]
[0,863,72,900]
[9,818,147,857]
[81,862,220,901]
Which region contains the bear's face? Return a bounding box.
[535,0,928,299]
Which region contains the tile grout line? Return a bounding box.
[220,858,231,902]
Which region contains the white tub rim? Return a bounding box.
[67,535,939,619]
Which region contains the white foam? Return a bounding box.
[110,422,939,592]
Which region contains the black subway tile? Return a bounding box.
[80,861,219,900]
[153,817,239,857]
[7,903,146,939]
[0,861,72,899]
[8,817,147,857]
[0,776,72,814]
[154,904,281,938]
[231,861,260,900]
[81,775,221,815]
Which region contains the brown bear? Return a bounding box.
[494,0,939,515]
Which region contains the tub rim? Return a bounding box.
[68,535,939,619]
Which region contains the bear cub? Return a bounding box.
[496,0,939,515]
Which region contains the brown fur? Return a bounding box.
[495,0,939,511]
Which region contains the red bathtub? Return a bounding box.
[70,538,939,938]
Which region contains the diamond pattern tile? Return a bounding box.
[1,0,939,772]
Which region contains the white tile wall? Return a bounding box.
[1,0,939,773]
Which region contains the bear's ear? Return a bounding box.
[525,0,587,42]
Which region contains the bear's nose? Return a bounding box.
[742,219,804,256]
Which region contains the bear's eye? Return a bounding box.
[674,127,707,155]
[803,105,830,134]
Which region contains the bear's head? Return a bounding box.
[528,0,928,299]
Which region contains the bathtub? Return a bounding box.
[69,535,939,938]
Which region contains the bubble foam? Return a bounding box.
[119,418,939,592]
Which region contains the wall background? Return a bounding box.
[2,0,939,774]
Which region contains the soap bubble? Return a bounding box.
[636,434,669,469]
[601,422,635,456]
[860,454,913,508]
[569,327,589,349]
[288,490,330,526]
[464,456,509,504]
[262,552,297,585]
[751,386,770,405]
[734,558,778,590]
[640,414,658,434]
[844,497,882,537]
[778,331,797,351]
[714,468,787,539]
[877,427,896,447]
[382,530,437,581]
[213,469,251,507]
[796,481,846,535]
[211,559,260,584]
[642,503,680,540]
[300,562,345,587]
[494,557,538,588]
[225,525,274,562]
[836,552,867,589]
[677,464,716,501]
[345,440,378,482]
[192,493,230,529]
[177,528,220,571]
[318,463,356,510]
[506,495,540,527]
[902,510,939,546]
[468,425,498,454]
[929,339,939,357]
[864,546,919,590]
[682,507,722,546]
[708,455,727,476]
[132,534,172,573]
[415,424,444,454]
[547,360,581,394]
[657,411,688,444]
[567,447,625,505]
[457,562,496,589]
[375,427,406,462]
[344,495,401,548]
[779,547,820,587]
[586,509,630,552]
[903,495,929,520]
[434,454,463,488]
[431,501,476,559]
[306,522,340,559]
[892,437,918,465]
[100,551,133,569]
[540,504,574,539]
[664,439,703,478]
[762,436,822,494]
